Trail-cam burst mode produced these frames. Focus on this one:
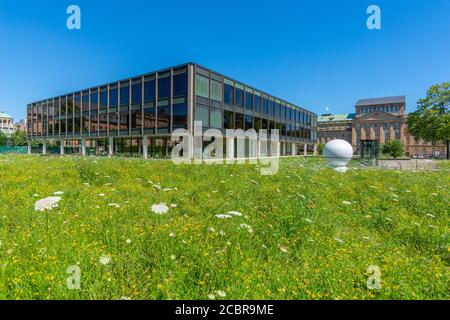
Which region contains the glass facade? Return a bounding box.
[27,63,317,155]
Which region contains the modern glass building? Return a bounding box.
[27,63,318,157]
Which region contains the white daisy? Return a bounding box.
[34,196,62,212]
[151,203,169,215]
[99,255,111,265]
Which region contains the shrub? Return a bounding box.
[382,141,405,158]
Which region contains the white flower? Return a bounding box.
[169,232,176,238]
[239,224,254,233]
[170,204,177,208]
[215,214,232,219]
[108,203,120,208]
[170,255,176,260]
[208,293,216,300]
[278,245,288,253]
[153,184,162,190]
[208,227,216,233]
[342,201,352,206]
[32,194,39,197]
[126,239,132,244]
[216,290,226,297]
[228,211,242,217]
[119,296,132,300]
[99,255,111,265]
[53,191,64,195]
[34,196,62,211]
[151,203,169,215]
[98,193,105,197]
[334,238,344,244]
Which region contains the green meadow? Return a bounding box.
[0,154,448,300]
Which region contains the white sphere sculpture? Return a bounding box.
[323,139,354,173]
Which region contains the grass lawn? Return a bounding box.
[0,154,448,300]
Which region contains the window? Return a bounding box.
[235,113,244,129]
[157,100,170,133]
[173,97,187,130]
[131,79,142,110]
[224,110,234,129]
[262,97,268,115]
[254,94,261,113]
[109,86,118,109]
[210,108,222,129]
[158,73,171,99]
[245,92,253,112]
[195,104,209,127]
[211,80,223,102]
[245,115,253,130]
[235,86,243,109]
[120,82,130,107]
[224,82,234,106]
[173,70,187,97]
[144,77,156,102]
[195,74,209,99]
[269,100,275,117]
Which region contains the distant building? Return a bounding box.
[0,111,15,136]
[14,119,27,132]
[318,96,447,158]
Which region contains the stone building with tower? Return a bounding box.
[318,96,447,158]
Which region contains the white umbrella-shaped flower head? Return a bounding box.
[34,196,62,212]
[151,203,169,215]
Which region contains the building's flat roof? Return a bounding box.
[318,113,355,122]
[356,96,406,106]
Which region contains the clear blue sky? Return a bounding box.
[1,0,449,122]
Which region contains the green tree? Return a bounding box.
[0,132,8,146]
[407,82,450,159]
[316,143,325,155]
[382,141,405,158]
[11,130,27,146]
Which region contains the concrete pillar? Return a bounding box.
[108,137,114,157]
[369,126,376,140]
[143,136,148,159]
[401,123,407,145]
[81,138,86,157]
[351,126,357,147]
[27,142,32,155]
[226,137,234,163]
[313,144,318,156]
[42,140,47,155]
[60,139,65,155]
[360,127,366,140]
[380,126,385,144]
[291,142,297,156]
[390,126,395,141]
[304,144,308,156]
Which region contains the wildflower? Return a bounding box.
[208,293,216,300]
[108,203,120,208]
[119,296,132,300]
[278,245,288,253]
[53,191,64,195]
[208,227,216,233]
[342,201,352,206]
[217,290,226,298]
[98,193,105,197]
[170,204,177,208]
[169,232,176,238]
[239,224,254,233]
[215,214,232,219]
[228,211,242,217]
[151,203,169,215]
[99,255,111,265]
[170,255,176,260]
[334,238,344,244]
[126,239,132,244]
[34,197,62,212]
